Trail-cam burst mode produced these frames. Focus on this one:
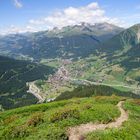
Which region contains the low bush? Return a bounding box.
[132,99,140,105]
[3,115,18,125]
[94,95,120,105]
[27,112,44,127]
[82,103,93,110]
[50,108,80,123]
[6,124,30,138]
[45,126,68,140]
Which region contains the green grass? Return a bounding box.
[40,59,61,68]
[86,99,140,140]
[64,54,139,93]
[111,86,131,92]
[127,69,140,82]
[0,96,121,140]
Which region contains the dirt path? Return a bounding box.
[68,101,128,140]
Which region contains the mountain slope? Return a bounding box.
[0,56,54,109]
[100,24,140,71]
[0,23,123,60]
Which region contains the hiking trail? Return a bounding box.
[68,101,128,140]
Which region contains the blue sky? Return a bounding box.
[1,0,140,34]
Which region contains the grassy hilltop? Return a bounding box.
[0,95,140,140]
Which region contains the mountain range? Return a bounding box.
[0,22,124,60]
[0,22,140,109]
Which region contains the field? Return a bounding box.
[63,55,140,94]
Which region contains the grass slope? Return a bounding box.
[86,99,140,140]
[0,96,140,140]
[0,96,122,140]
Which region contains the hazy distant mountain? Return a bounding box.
[0,22,123,60]
[46,22,123,39]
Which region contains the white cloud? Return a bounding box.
[1,2,125,35]
[14,0,23,8]
[28,2,123,29]
[0,25,39,35]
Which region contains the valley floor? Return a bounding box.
[27,63,140,103]
[33,57,140,104]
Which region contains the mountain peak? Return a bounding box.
[93,22,123,31]
[47,22,124,35]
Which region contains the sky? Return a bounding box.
[1,0,140,34]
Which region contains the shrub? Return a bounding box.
[83,103,92,110]
[45,126,68,140]
[6,124,30,138]
[94,95,120,105]
[27,112,44,127]
[3,115,18,125]
[132,99,140,105]
[50,108,80,123]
